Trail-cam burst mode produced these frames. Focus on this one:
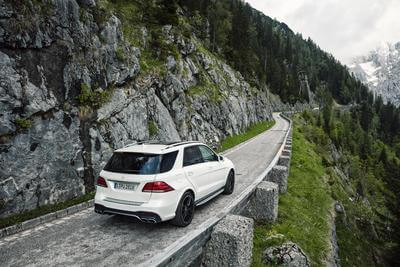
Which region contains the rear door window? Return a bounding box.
[160,151,178,173]
[183,146,204,167]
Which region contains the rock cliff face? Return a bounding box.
[0,0,277,217]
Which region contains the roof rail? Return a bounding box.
[123,140,159,148]
[162,141,200,150]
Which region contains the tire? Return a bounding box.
[171,191,195,227]
[223,170,235,195]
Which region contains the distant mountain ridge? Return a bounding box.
[350,42,400,106]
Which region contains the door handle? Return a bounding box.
[188,171,194,176]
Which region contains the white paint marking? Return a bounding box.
[4,236,18,242]
[20,232,30,237]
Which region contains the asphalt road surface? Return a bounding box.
[0,113,289,267]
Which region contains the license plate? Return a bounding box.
[114,182,138,191]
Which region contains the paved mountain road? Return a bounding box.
[0,113,289,267]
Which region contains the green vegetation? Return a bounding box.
[253,108,400,266]
[217,120,275,153]
[115,46,126,62]
[180,0,372,105]
[139,50,167,76]
[252,118,333,266]
[187,75,223,103]
[10,0,54,17]
[15,118,33,129]
[148,120,159,137]
[78,83,111,109]
[95,0,182,76]
[299,110,398,266]
[0,192,95,230]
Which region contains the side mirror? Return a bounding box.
[219,155,224,161]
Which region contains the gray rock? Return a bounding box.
[265,165,289,194]
[202,215,254,267]
[328,214,341,267]
[197,53,212,70]
[243,181,279,222]
[263,242,310,267]
[166,55,177,71]
[0,111,85,218]
[335,202,344,213]
[162,25,174,43]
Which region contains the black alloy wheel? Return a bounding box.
[223,170,235,195]
[171,191,195,227]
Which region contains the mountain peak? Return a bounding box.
[350,41,400,106]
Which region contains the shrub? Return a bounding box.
[15,118,33,129]
[148,120,158,137]
[116,46,126,62]
[78,83,111,109]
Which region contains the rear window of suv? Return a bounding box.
[104,151,178,174]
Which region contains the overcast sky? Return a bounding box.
[245,0,400,65]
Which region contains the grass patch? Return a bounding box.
[139,50,167,76]
[218,120,275,153]
[78,83,111,109]
[116,46,126,62]
[252,119,333,266]
[15,118,33,129]
[0,192,95,230]
[148,120,158,137]
[186,72,225,103]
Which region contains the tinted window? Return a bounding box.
[199,146,218,162]
[104,153,161,174]
[160,151,178,173]
[183,146,204,167]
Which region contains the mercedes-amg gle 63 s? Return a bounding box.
[94,141,235,227]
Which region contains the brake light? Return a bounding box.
[97,176,108,187]
[142,182,174,193]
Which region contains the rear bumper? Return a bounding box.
[94,190,179,222]
[94,204,162,223]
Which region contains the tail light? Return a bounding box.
[97,176,108,188]
[142,181,174,193]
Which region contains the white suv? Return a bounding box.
[94,141,235,227]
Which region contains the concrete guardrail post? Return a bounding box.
[242,181,279,222]
[265,165,289,194]
[278,155,291,168]
[281,149,291,158]
[202,215,254,267]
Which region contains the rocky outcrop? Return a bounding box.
[0,1,276,217]
[263,242,310,267]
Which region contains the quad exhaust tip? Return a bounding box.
[95,206,158,224]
